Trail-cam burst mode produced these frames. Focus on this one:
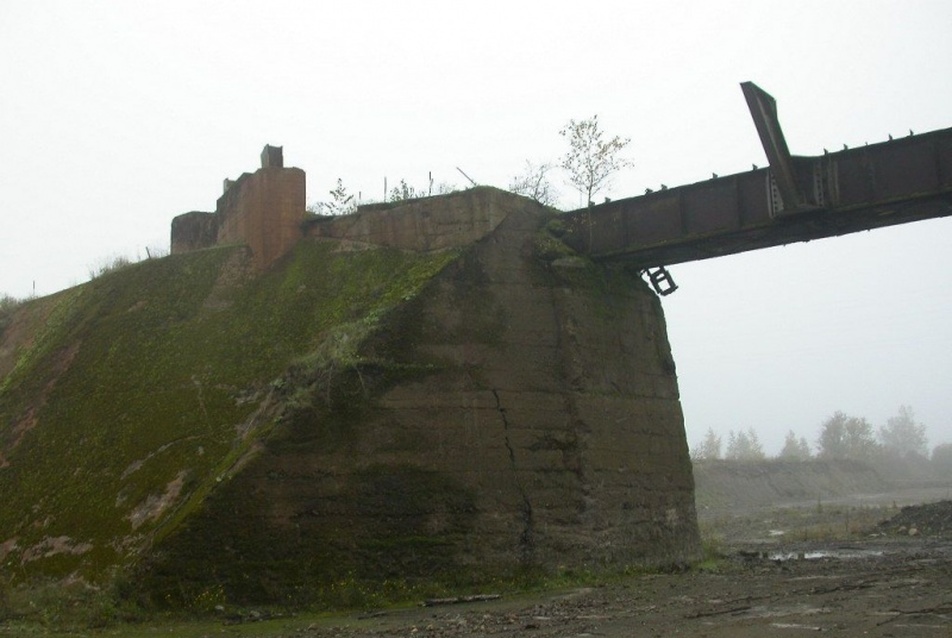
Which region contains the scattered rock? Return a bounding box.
[878,500,952,537]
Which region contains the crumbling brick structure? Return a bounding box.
[170,145,305,269]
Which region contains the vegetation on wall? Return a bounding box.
[559,115,634,207]
[0,239,459,584]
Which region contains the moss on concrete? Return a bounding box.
[0,195,700,610]
[0,240,458,583]
[137,459,481,608]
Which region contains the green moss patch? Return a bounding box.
[0,240,458,583]
[137,460,480,609]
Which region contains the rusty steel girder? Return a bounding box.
[561,84,952,269]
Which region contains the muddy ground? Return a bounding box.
[203,492,952,637]
[286,536,952,637]
[7,487,952,637]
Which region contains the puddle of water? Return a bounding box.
[743,604,829,619]
[770,622,823,630]
[768,549,884,561]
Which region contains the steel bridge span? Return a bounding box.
[561,83,952,291]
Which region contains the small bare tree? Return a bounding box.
[559,114,634,207]
[509,160,558,206]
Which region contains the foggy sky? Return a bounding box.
[2,1,950,453]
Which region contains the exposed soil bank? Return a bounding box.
[692,459,891,513]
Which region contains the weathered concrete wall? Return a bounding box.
[143,192,700,604]
[365,204,700,570]
[305,187,514,251]
[170,211,219,255]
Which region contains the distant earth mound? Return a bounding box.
[879,500,952,538]
[692,459,890,513]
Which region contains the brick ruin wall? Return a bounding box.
[170,147,538,272]
[170,146,305,270]
[215,167,305,268]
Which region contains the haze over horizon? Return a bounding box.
[2,1,950,454]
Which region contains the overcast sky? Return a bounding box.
[2,1,950,453]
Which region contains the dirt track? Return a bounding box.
[287,538,951,637]
[8,489,951,636]
[268,497,952,637]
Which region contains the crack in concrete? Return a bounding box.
[547,276,591,496]
[491,388,534,559]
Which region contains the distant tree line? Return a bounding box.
[691,405,950,478]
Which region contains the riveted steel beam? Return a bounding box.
[741,81,806,215]
[561,126,952,269]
